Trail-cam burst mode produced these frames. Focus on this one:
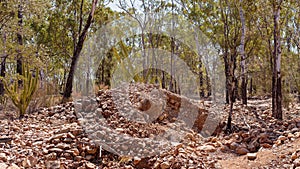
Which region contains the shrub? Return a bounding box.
[2,64,38,118]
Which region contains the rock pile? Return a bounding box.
[1,83,300,168]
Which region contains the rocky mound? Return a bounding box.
[1,83,300,168]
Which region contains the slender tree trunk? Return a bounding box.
[272,0,282,120]
[17,3,23,85]
[169,36,175,92]
[162,71,165,89]
[63,0,98,100]
[224,53,230,104]
[0,31,7,95]
[199,60,204,98]
[239,0,247,105]
[249,77,253,95]
[169,0,175,92]
[141,31,147,82]
[206,69,211,97]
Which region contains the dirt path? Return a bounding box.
[217,138,300,169]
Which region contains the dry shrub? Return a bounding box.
[28,82,62,113]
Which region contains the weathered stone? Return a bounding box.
[86,146,97,154]
[291,152,298,160]
[86,162,96,169]
[294,159,300,167]
[160,161,170,169]
[48,148,64,154]
[278,136,287,141]
[85,155,94,161]
[0,163,8,169]
[229,142,239,150]
[56,143,71,150]
[247,153,257,160]
[45,161,60,169]
[67,132,75,139]
[133,157,141,165]
[55,127,70,134]
[45,152,57,160]
[236,147,249,155]
[0,153,7,162]
[22,156,37,168]
[260,143,272,149]
[52,133,65,140]
[74,156,83,162]
[198,145,216,152]
[7,163,20,169]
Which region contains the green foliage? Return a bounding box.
[2,64,38,117]
[0,94,8,111]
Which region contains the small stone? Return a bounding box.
[160,161,170,169]
[48,148,64,154]
[211,137,218,142]
[236,147,249,155]
[121,145,129,151]
[291,152,298,160]
[74,156,83,161]
[0,153,7,162]
[70,148,80,156]
[294,159,300,167]
[133,157,141,165]
[288,133,294,138]
[185,133,195,141]
[178,148,185,153]
[45,161,60,169]
[52,138,60,144]
[0,163,8,169]
[86,146,97,154]
[45,152,57,160]
[274,140,282,146]
[42,148,49,155]
[63,153,72,160]
[260,143,272,148]
[124,165,134,169]
[278,136,287,141]
[67,132,75,139]
[56,143,70,150]
[32,141,43,147]
[52,133,65,140]
[229,142,239,150]
[280,154,286,158]
[63,138,73,143]
[7,163,20,169]
[55,127,70,134]
[71,128,83,136]
[85,155,93,161]
[220,145,230,152]
[198,145,216,152]
[86,161,96,169]
[247,153,257,160]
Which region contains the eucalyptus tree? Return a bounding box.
[0,0,48,94]
[63,0,99,100]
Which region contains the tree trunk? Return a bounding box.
[249,77,253,95]
[0,31,7,95]
[162,71,165,89]
[239,0,247,105]
[63,0,98,100]
[17,3,23,86]
[206,69,211,97]
[199,60,204,98]
[272,0,282,120]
